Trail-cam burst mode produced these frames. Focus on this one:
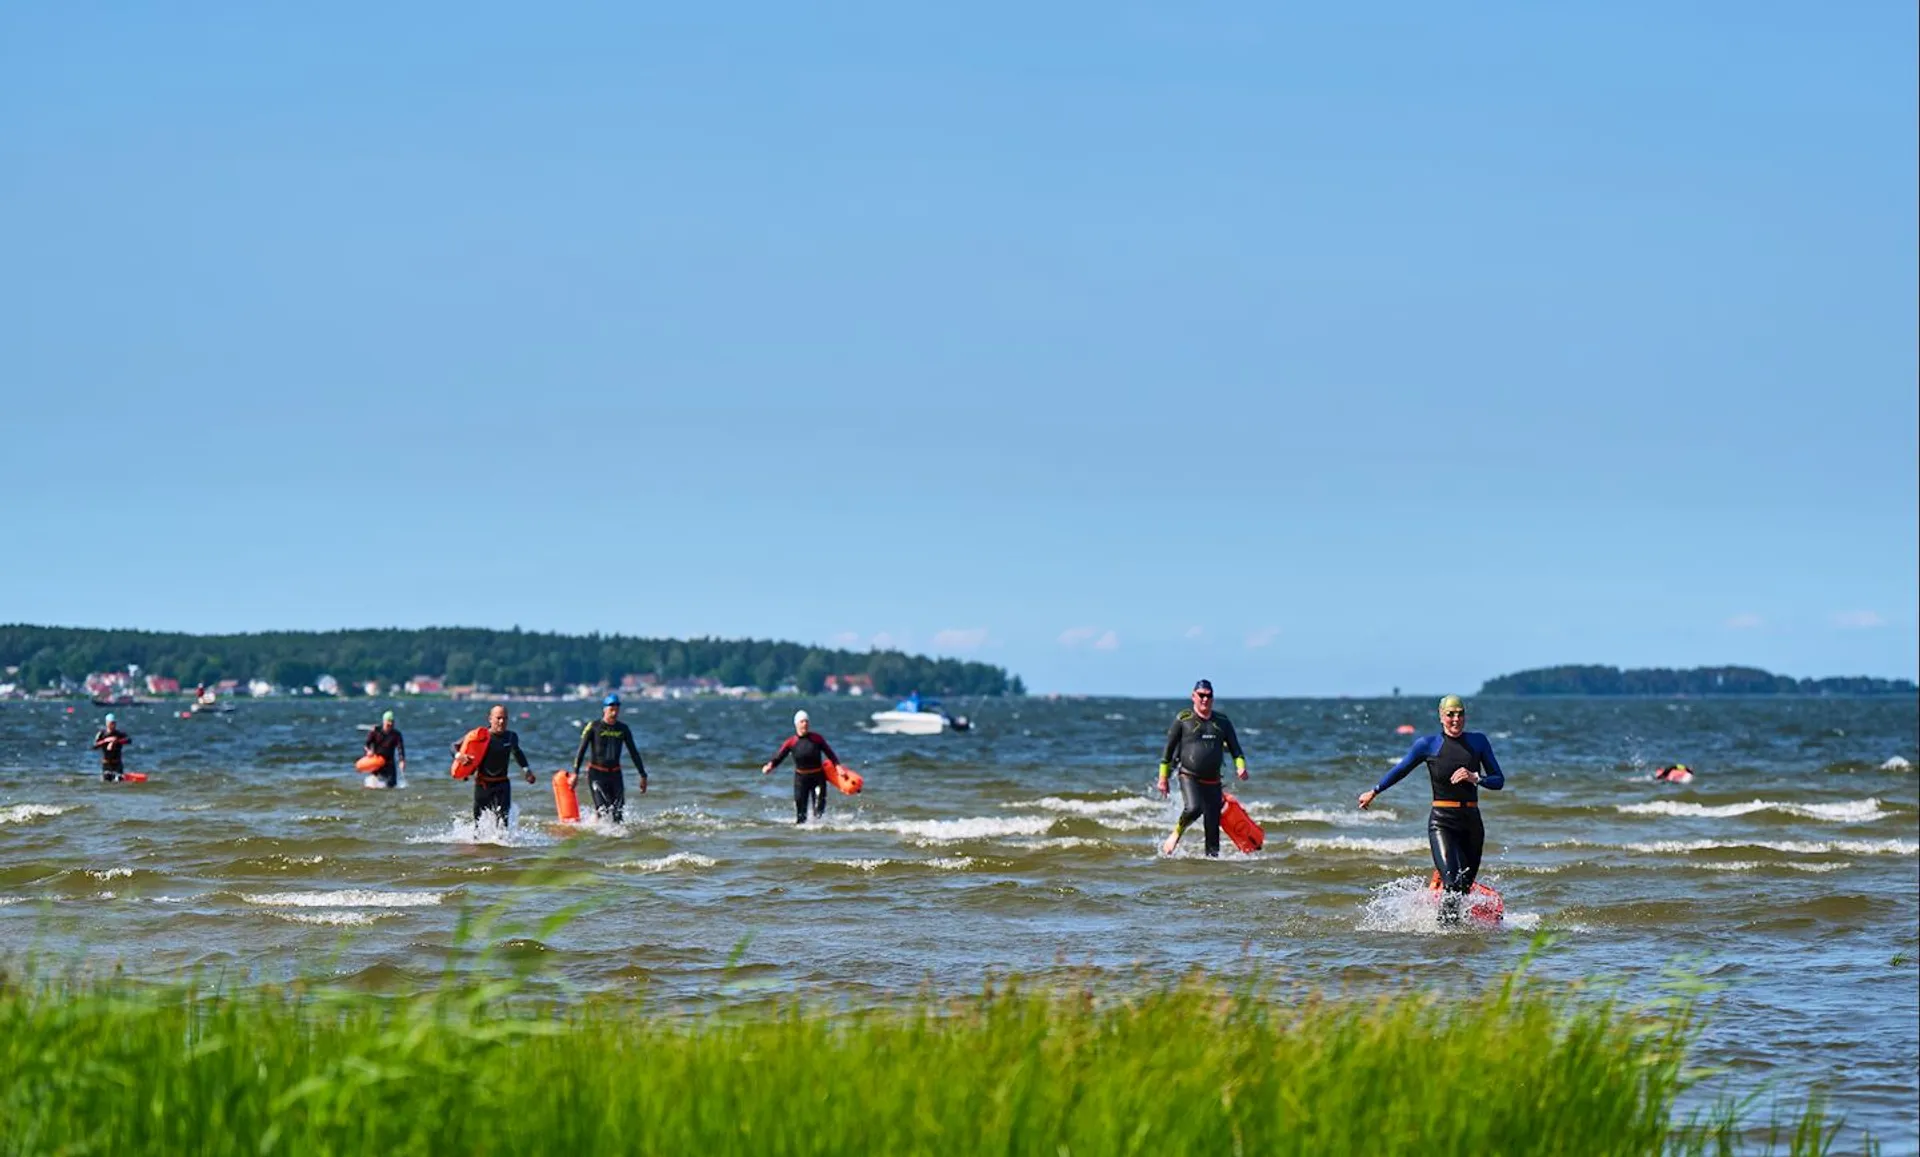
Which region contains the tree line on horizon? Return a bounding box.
[0,625,1023,698]
[1477,664,1916,696]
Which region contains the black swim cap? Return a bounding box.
[1193,679,1213,692]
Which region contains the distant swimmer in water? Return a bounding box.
[362,710,407,788]
[457,704,532,825]
[1157,680,1248,857]
[763,709,840,824]
[92,714,133,782]
[1654,764,1695,784]
[572,694,648,823]
[1357,695,1506,924]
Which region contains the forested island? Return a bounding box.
[1478,664,1917,696]
[0,625,1022,698]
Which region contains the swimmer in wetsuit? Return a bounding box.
[763,709,840,823]
[459,704,532,825]
[362,711,407,787]
[92,714,132,782]
[1357,694,1506,923]
[1157,680,1248,857]
[571,694,648,822]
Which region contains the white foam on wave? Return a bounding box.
[0,897,26,906]
[1295,837,1429,856]
[241,890,445,908]
[842,816,1057,844]
[1271,807,1400,827]
[1006,836,1109,851]
[87,868,134,880]
[0,804,73,825]
[829,858,890,872]
[1010,797,1163,829]
[1622,839,1916,856]
[270,911,397,927]
[614,853,716,873]
[1882,756,1913,771]
[1684,860,1853,873]
[1614,798,1888,822]
[927,857,974,870]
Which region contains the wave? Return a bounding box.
[0,804,73,825]
[1009,797,1164,830]
[1294,837,1430,855]
[239,890,446,908]
[1269,807,1401,827]
[1682,860,1853,873]
[404,816,558,848]
[613,853,716,873]
[1613,798,1889,822]
[840,816,1057,844]
[1620,839,1916,856]
[86,868,134,880]
[269,911,400,926]
[1882,756,1913,771]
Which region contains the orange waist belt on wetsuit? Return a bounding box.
[1430,799,1478,808]
[585,763,619,773]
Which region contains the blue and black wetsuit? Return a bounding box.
[573,720,647,822]
[1374,732,1506,918]
[1160,710,1246,857]
[463,729,529,824]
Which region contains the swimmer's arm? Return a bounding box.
[766,736,796,770]
[815,734,840,767]
[1222,717,1247,774]
[573,725,593,774]
[623,727,647,778]
[1374,736,1435,795]
[511,737,530,769]
[1159,721,1182,779]
[1472,736,1505,789]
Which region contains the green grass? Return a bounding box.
[0,954,1861,1157]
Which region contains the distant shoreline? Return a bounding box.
[1478,664,1916,697]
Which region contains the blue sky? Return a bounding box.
[3,2,1914,696]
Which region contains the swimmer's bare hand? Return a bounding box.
[1236,767,1249,781]
[761,763,773,775]
[1449,769,1476,785]
[523,770,536,785]
[1156,777,1170,797]
[1357,789,1377,810]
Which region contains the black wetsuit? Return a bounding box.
[767,732,840,823]
[93,729,131,781]
[466,729,529,824]
[573,719,647,822]
[1161,710,1245,857]
[363,726,405,787]
[1375,732,1507,921]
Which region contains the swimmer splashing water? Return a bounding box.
[1357,695,1506,924]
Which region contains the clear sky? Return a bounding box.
[3,2,1915,696]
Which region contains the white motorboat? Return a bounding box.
[867,709,949,736]
[868,695,970,736]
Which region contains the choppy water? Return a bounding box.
[4,696,1916,1148]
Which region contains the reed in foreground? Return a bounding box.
[0,966,1855,1156]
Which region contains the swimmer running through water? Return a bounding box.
[1157,679,1248,857]
[571,694,648,822]
[1357,694,1506,923]
[461,704,532,825]
[763,710,840,823]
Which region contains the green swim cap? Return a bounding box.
[382,710,394,724]
[1438,695,1465,714]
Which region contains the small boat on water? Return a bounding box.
[90,694,163,708]
[869,693,970,735]
[188,693,233,716]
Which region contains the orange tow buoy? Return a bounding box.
[823,759,863,795]
[450,727,489,780]
[552,771,581,822]
[1221,792,1264,852]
